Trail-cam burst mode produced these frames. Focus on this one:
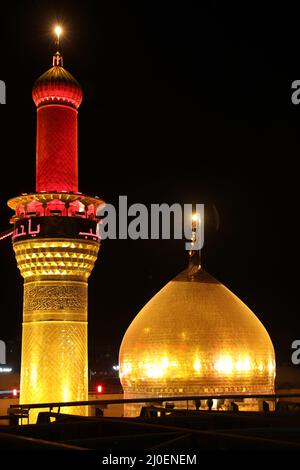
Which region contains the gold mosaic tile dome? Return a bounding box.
[119,268,275,415]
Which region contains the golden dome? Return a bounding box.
[119,268,275,415]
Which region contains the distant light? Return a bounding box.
[112,365,119,371]
[0,367,12,373]
[97,385,103,393]
[12,389,17,397]
[54,25,62,39]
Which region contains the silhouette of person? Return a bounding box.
[206,398,213,411]
[194,399,201,410]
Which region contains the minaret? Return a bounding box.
[7,29,103,420]
[188,212,201,280]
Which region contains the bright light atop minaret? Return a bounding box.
[192,213,201,232]
[54,25,62,40]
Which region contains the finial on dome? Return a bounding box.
[53,51,63,67]
[53,26,63,67]
[52,51,63,67]
[188,212,201,279]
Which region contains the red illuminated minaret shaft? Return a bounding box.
[33,51,83,192]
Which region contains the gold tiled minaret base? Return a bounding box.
[14,238,99,423]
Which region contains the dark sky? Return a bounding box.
[0,1,298,366]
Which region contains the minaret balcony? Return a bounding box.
[8,192,104,223]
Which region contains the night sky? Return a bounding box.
[0,2,298,368]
